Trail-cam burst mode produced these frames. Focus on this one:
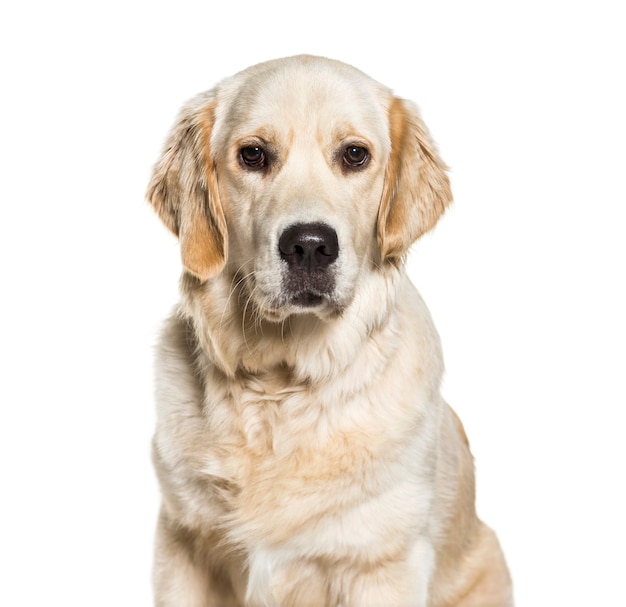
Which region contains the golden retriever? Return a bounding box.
[147,55,513,607]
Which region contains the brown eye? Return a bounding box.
[240,146,266,169]
[343,145,369,169]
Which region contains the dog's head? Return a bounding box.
[147,56,451,321]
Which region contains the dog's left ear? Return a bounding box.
[146,94,227,281]
[378,97,452,262]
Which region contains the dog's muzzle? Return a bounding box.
[278,223,338,307]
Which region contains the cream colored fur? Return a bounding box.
[147,55,513,606]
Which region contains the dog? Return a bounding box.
[147,55,513,606]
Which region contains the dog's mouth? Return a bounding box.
[256,283,344,322]
[290,291,325,308]
[278,267,344,313]
[284,270,335,305]
[262,290,342,321]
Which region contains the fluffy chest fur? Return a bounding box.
[154,272,442,559]
[152,275,445,606]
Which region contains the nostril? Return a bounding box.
[279,223,339,270]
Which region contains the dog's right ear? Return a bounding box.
[146,93,227,281]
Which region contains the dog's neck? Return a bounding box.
[179,266,407,385]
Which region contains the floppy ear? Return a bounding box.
[378,97,452,262]
[146,93,227,281]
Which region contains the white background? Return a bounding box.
[1,1,624,605]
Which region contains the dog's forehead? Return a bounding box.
[212,56,391,146]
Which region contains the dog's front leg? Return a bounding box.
[153,508,239,607]
[344,539,434,607]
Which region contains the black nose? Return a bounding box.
[278,223,339,270]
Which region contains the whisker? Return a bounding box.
[241,282,265,364]
[218,260,257,331]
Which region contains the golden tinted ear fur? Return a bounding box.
[146,93,227,281]
[378,97,452,262]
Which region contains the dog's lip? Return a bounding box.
[289,291,325,308]
[259,290,341,321]
[269,290,329,310]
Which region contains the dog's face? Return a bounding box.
[211,58,392,321]
[147,56,451,322]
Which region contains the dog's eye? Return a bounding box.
[240,146,266,169]
[343,145,370,169]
